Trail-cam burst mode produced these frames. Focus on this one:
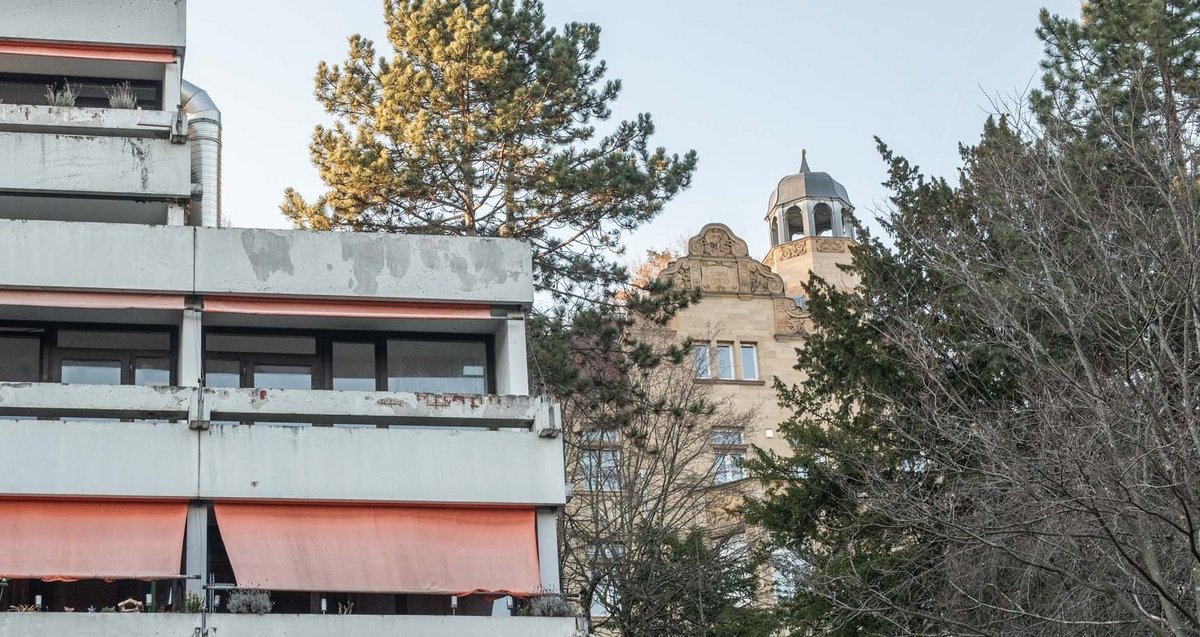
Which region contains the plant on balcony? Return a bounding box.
[182,592,204,613]
[7,604,37,612]
[105,82,138,109]
[519,591,572,618]
[44,80,81,107]
[227,588,272,615]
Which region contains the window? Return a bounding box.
[715,343,735,380]
[771,547,810,599]
[711,429,744,446]
[580,429,618,445]
[202,332,492,395]
[589,575,618,618]
[0,333,40,382]
[692,344,711,379]
[714,451,746,484]
[582,449,620,491]
[54,329,174,386]
[332,342,377,391]
[739,344,759,380]
[387,340,487,394]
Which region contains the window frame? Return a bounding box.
[692,343,712,380]
[0,321,178,386]
[738,343,759,381]
[581,448,621,492]
[202,327,495,394]
[715,342,735,380]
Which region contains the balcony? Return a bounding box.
[0,613,581,637]
[0,382,566,506]
[0,219,534,307]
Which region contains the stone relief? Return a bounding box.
[656,223,812,337]
[815,238,847,253]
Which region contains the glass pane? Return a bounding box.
[135,357,171,386]
[253,364,312,390]
[61,359,122,385]
[716,344,734,380]
[740,344,758,380]
[333,342,377,391]
[0,336,40,382]
[206,334,315,355]
[58,330,169,350]
[712,429,744,446]
[205,359,241,388]
[387,340,486,394]
[692,345,711,379]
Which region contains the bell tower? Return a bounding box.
[763,151,857,298]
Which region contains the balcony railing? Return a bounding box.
[0,613,581,637]
[0,382,560,435]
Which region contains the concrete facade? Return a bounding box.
[0,4,571,633]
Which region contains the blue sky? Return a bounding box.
[186,0,1080,262]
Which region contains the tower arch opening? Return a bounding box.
[785,206,805,240]
[813,203,833,236]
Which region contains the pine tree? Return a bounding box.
[282,0,697,304]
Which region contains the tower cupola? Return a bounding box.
[765,150,855,246]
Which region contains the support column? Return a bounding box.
[184,503,207,599]
[805,202,816,238]
[536,508,561,593]
[832,203,845,237]
[495,312,529,396]
[178,308,202,387]
[776,208,789,244]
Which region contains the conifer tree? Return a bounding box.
[749,2,1200,635]
[282,0,697,304]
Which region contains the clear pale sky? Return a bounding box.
[185,0,1080,262]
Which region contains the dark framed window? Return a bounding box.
[202,329,493,394]
[0,323,176,387]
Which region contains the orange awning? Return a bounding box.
[214,504,541,596]
[203,296,493,320]
[0,41,176,63]
[0,290,185,310]
[0,500,187,581]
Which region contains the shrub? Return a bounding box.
[227,588,272,615]
[44,80,80,107]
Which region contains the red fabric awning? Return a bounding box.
[203,296,493,320]
[0,500,187,581]
[0,290,185,310]
[0,41,175,63]
[214,503,541,596]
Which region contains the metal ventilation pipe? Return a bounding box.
[180,80,221,228]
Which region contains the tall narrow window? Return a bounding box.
[714,451,746,484]
[715,343,735,380]
[387,340,487,394]
[739,344,759,380]
[692,344,711,379]
[582,449,621,492]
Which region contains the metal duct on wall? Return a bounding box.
[180,80,221,228]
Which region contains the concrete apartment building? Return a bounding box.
[0,2,574,635]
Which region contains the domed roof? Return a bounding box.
[768,151,852,210]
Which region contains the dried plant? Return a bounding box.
[44,80,80,107]
[105,81,138,109]
[227,588,272,615]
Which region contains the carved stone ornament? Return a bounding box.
[815,238,847,253]
[659,224,785,299]
[773,297,809,337]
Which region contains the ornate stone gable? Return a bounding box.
[656,223,807,336]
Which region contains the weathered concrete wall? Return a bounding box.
[0,219,535,306]
[0,419,198,498]
[0,613,579,637]
[0,219,193,293]
[195,227,534,305]
[0,105,177,138]
[0,131,191,199]
[3,0,187,50]
[200,425,566,506]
